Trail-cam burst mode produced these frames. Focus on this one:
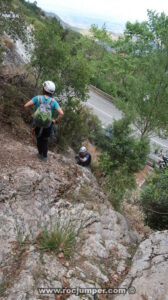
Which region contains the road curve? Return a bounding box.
[87,87,168,151]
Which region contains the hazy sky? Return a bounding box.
[32,0,168,23]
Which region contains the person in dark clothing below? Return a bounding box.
[24,81,64,161]
[77,146,91,167]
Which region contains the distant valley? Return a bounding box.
[45,11,125,37]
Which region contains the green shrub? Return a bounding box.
[97,117,150,172]
[141,167,168,230]
[96,117,149,209]
[36,221,77,258]
[55,98,102,151]
[100,161,136,211]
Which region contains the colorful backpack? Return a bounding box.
[33,96,53,128]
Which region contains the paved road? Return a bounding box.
[87,90,123,125]
[87,88,168,151]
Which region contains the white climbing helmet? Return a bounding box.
[43,81,55,94]
[79,146,87,153]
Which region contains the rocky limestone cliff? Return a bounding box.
[115,231,168,300]
[0,132,168,300]
[1,28,33,76]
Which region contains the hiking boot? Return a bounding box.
[37,153,43,160]
[42,156,48,162]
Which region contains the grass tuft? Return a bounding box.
[36,221,77,258]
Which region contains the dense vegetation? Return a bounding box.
[0,0,167,215]
[141,167,168,229]
[55,98,102,151]
[31,19,90,99]
[91,118,150,209]
[78,12,168,138]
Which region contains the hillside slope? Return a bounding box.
[1,2,168,299]
[0,131,138,298]
[0,132,168,299]
[0,130,138,297]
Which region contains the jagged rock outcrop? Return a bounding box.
[0,133,167,300]
[1,27,33,75]
[0,133,140,299]
[115,231,168,300]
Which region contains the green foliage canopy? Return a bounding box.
[141,167,168,229]
[79,11,168,138]
[0,0,27,41]
[55,98,102,151]
[31,19,90,100]
[98,118,150,172]
[96,118,150,209]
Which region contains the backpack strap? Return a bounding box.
[38,95,42,105]
[49,98,54,106]
[38,96,53,107]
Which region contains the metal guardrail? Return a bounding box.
[89,85,114,102]
[89,85,168,167]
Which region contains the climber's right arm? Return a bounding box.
[24,100,34,111]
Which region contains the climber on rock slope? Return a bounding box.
[24,80,64,161]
